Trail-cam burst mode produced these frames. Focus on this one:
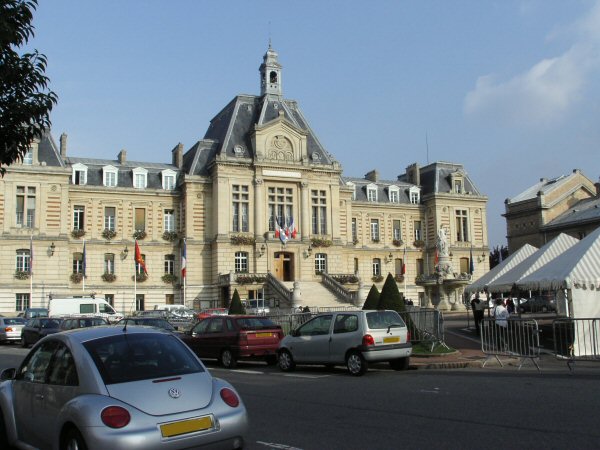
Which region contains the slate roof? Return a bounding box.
[38,132,64,167]
[65,157,180,190]
[507,172,575,204]
[342,176,415,204]
[542,196,600,230]
[414,162,482,196]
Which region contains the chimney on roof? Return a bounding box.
[365,170,379,182]
[404,163,420,185]
[60,133,67,158]
[118,149,126,164]
[172,143,183,168]
[595,177,600,197]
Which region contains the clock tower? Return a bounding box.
[259,43,282,97]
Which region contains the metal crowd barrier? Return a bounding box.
[398,308,446,350]
[480,318,541,370]
[262,312,314,335]
[553,318,600,371]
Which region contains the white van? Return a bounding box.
[153,304,195,319]
[48,297,124,323]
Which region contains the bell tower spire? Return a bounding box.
[259,43,283,97]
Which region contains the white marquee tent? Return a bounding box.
[465,244,538,294]
[486,233,579,294]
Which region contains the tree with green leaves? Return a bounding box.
[362,284,380,310]
[377,273,405,312]
[228,289,245,315]
[1,0,57,175]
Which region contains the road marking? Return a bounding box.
[210,368,265,375]
[281,373,331,379]
[256,441,303,449]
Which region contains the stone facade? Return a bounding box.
[504,169,600,253]
[0,47,489,314]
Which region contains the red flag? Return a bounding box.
[135,240,147,275]
[434,248,439,266]
[181,238,187,279]
[401,246,406,275]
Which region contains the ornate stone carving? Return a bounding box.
[268,135,293,161]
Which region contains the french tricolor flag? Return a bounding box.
[181,239,187,279]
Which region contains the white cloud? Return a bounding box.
[464,1,600,127]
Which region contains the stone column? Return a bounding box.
[300,181,310,240]
[254,178,264,238]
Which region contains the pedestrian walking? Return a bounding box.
[491,298,509,350]
[470,295,485,336]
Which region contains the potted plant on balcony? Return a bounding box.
[102,229,117,240]
[71,228,86,239]
[392,239,403,247]
[133,230,147,240]
[371,275,384,282]
[161,273,178,284]
[231,234,255,245]
[70,273,85,283]
[413,239,425,248]
[101,273,116,282]
[311,237,332,248]
[133,272,148,282]
[162,231,178,242]
[14,270,30,280]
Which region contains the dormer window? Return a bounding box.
[161,169,177,190]
[409,186,420,204]
[23,150,33,165]
[72,163,88,185]
[366,184,378,202]
[132,167,148,189]
[453,179,463,194]
[388,185,400,203]
[103,165,118,187]
[450,171,465,194]
[346,182,356,201]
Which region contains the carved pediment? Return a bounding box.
[268,135,294,161]
[252,120,308,162]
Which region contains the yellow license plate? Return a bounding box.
[160,416,213,438]
[255,332,272,338]
[383,336,400,343]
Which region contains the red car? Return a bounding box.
[181,315,283,368]
[196,308,229,320]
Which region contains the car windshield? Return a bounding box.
[137,319,175,331]
[236,317,278,330]
[5,318,26,325]
[366,311,406,329]
[84,333,204,384]
[41,319,61,329]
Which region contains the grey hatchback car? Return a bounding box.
[0,326,248,450]
[278,310,412,376]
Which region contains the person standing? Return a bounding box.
[470,295,485,336]
[491,298,509,350]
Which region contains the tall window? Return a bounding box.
[105,294,114,307]
[16,186,36,228]
[164,209,175,232]
[414,221,422,241]
[232,185,249,232]
[74,168,86,185]
[456,210,469,242]
[135,208,146,232]
[416,258,424,276]
[16,249,31,272]
[104,171,117,187]
[460,257,470,274]
[370,219,380,241]
[136,294,145,311]
[133,169,147,189]
[104,207,116,231]
[372,258,381,276]
[163,174,175,190]
[73,205,85,230]
[73,252,84,274]
[393,220,402,241]
[311,190,327,235]
[164,254,175,274]
[165,294,174,305]
[367,186,377,202]
[389,189,399,203]
[268,187,293,231]
[104,254,115,274]
[409,188,420,204]
[351,218,357,242]
[16,293,30,311]
[315,253,327,274]
[395,258,404,276]
[234,252,248,273]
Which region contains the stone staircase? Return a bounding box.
[281,281,355,309]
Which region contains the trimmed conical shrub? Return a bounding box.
[362,284,380,310]
[377,272,406,312]
[228,289,245,315]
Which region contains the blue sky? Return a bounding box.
[30,1,600,248]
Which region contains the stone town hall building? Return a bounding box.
[0,47,489,315]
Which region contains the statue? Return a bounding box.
[437,227,449,257]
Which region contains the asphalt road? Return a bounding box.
[2,343,600,450]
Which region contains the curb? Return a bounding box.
[411,359,484,370]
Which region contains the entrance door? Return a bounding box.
[273,252,294,282]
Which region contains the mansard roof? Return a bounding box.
[38,132,65,167]
[65,157,180,190]
[412,161,482,196]
[342,176,414,204]
[542,196,600,231]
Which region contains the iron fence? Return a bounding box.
[480,318,540,370]
[553,318,600,370]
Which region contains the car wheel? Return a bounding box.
[278,349,296,372]
[265,355,278,366]
[220,349,237,369]
[389,357,410,371]
[346,351,368,376]
[61,427,88,450]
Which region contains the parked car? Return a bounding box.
[196,308,229,320]
[0,326,248,449]
[518,297,557,313]
[278,310,412,376]
[181,315,284,368]
[18,308,49,319]
[0,318,27,344]
[20,318,62,348]
[60,316,109,331]
[116,317,184,336]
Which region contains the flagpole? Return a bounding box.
[403,244,407,295]
[183,238,187,307]
[134,239,137,313]
[82,239,86,293]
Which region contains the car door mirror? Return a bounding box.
[0,368,16,381]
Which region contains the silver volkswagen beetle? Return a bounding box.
[0,326,248,449]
